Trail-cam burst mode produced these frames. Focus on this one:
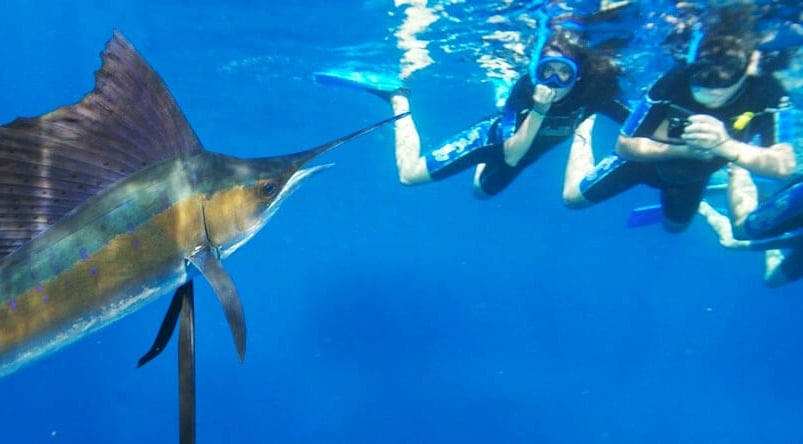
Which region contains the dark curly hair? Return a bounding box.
[683,4,761,87]
[540,28,623,108]
[696,4,758,62]
[666,2,759,67]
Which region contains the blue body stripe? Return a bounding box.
[620,97,656,137]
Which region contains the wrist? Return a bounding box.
[530,103,549,116]
[678,144,702,159]
[716,139,741,163]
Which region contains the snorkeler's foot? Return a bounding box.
[472,164,491,200]
[764,249,788,286]
[313,69,408,102]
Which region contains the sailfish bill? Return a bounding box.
[0,30,408,444]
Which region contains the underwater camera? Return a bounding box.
[667,117,690,139]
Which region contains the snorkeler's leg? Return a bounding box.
[389,94,430,184]
[472,160,521,198]
[764,249,787,286]
[562,115,597,208]
[392,102,505,188]
[473,164,488,199]
[566,153,640,209]
[311,70,428,183]
[698,201,754,248]
[698,201,741,247]
[696,199,802,250]
[660,181,708,233]
[743,180,803,239]
[726,165,759,239]
[764,248,803,287]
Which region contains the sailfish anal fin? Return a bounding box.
[0,30,204,259]
[187,248,246,362]
[137,280,191,367]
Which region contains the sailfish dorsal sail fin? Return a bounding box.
[0,30,204,259]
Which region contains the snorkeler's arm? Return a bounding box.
[727,164,760,239]
[684,114,795,178]
[713,140,795,179]
[615,133,709,161]
[616,104,710,160]
[503,110,544,166]
[503,84,553,166]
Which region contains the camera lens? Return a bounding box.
[667,117,687,139]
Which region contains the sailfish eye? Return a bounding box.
[262,181,278,197]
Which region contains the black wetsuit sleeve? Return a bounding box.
[427,74,534,183]
[596,98,631,124]
[746,76,793,146]
[496,75,535,142]
[644,67,679,101]
[620,67,686,138]
[505,74,535,115]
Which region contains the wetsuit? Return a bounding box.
[741,174,803,282]
[423,73,629,196]
[579,64,793,228]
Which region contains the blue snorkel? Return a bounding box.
[685,24,704,64]
[528,4,585,88]
[529,8,551,87]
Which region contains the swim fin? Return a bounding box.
[313,69,405,101]
[626,204,663,228]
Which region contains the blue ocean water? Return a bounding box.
[1,1,803,443]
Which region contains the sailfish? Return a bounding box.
[0,31,406,443]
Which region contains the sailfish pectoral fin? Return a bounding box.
[179,281,196,444]
[187,248,247,361]
[137,281,192,367]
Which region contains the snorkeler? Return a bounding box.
[315,23,628,198]
[562,4,797,233]
[699,168,803,287]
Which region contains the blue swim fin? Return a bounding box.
[758,25,803,52]
[313,69,404,100]
[627,171,753,228]
[627,204,663,228]
[627,203,733,228]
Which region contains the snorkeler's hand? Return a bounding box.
[685,143,715,161]
[681,114,732,151]
[531,84,557,113]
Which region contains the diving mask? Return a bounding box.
[534,56,579,88]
